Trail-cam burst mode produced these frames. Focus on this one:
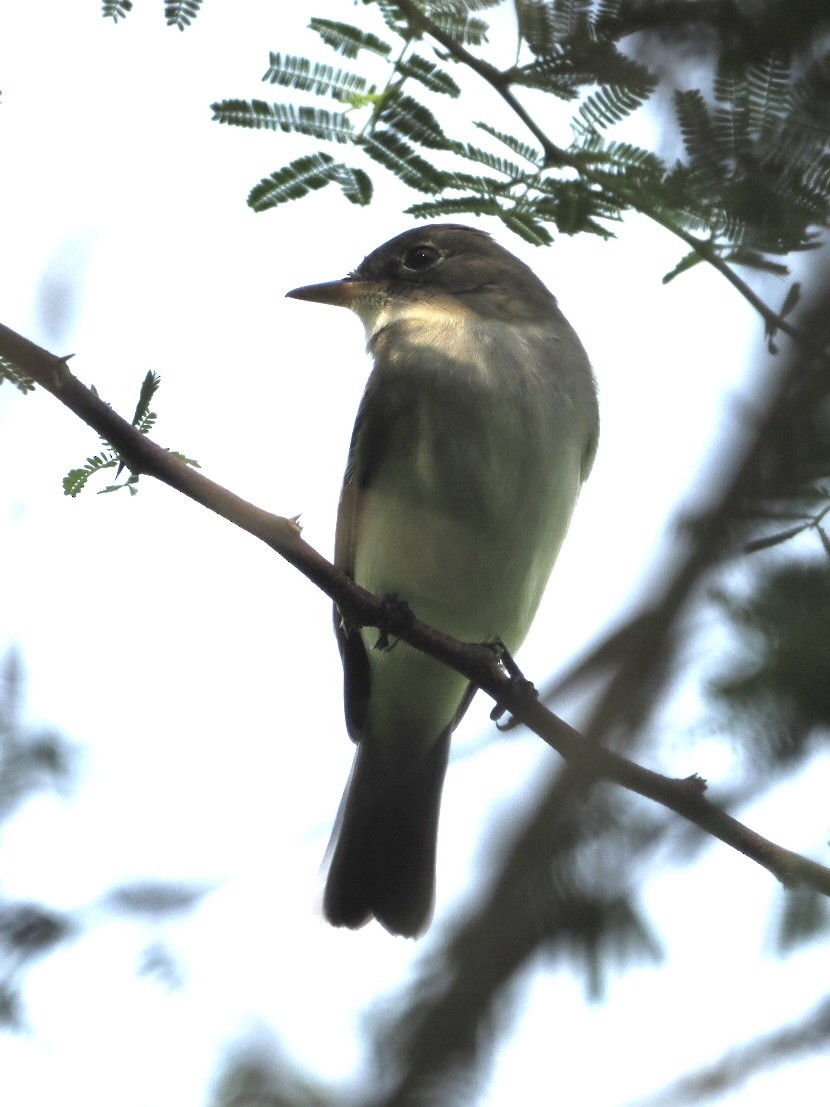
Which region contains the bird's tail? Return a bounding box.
[323,729,451,938]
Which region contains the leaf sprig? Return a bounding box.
[211,2,656,243]
[0,355,35,393]
[63,371,199,497]
[209,0,830,259]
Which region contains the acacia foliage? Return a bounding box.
[205,0,830,267]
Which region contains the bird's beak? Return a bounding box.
[286,277,373,308]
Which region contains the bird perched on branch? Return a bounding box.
[287,223,599,937]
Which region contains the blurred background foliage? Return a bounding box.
[0,651,212,1029]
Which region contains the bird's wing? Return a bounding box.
[332,383,396,742]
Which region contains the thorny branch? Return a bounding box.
[3,318,830,898]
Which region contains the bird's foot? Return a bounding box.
[373,593,415,652]
[484,638,537,726]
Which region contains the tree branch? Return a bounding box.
[3,318,830,897]
[627,995,830,1106]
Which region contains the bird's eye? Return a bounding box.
[401,245,440,271]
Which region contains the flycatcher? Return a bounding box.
[287,224,598,937]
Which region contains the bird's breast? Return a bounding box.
[350,315,588,647]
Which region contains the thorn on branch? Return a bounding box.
[113,446,145,479]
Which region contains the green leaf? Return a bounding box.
[669,51,828,263]
[514,1,653,100]
[168,451,201,468]
[362,131,446,193]
[497,206,554,246]
[102,0,132,21]
[674,88,725,174]
[98,473,141,496]
[532,180,618,237]
[442,170,511,196]
[331,165,373,205]
[0,356,35,393]
[164,0,202,30]
[546,0,594,42]
[63,453,118,498]
[261,54,371,103]
[571,134,666,181]
[515,0,559,57]
[662,249,706,284]
[135,410,157,436]
[129,370,161,432]
[407,196,503,220]
[63,470,88,498]
[457,143,527,180]
[733,51,792,137]
[506,58,582,99]
[576,80,657,133]
[211,100,354,144]
[396,53,461,97]
[308,18,392,59]
[474,122,542,166]
[372,0,413,37]
[379,92,459,151]
[428,3,490,47]
[248,152,368,210]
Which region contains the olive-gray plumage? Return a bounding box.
[287,224,598,937]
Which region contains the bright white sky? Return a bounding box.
[1,2,829,1105]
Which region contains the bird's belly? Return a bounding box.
[355,492,528,643]
[352,442,582,745]
[354,439,580,644]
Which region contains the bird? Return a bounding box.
[286,223,599,937]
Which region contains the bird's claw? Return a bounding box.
[373,593,415,651]
[485,638,537,725]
